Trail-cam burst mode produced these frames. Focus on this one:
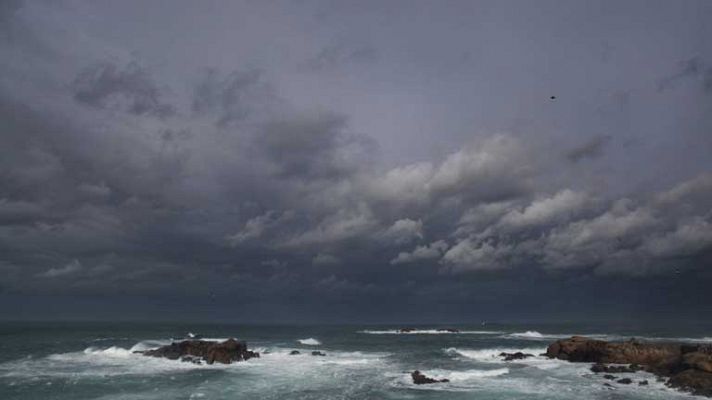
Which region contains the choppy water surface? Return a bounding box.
[1,321,710,399]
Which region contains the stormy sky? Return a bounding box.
[1,0,711,323]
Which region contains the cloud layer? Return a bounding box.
[1,0,711,320]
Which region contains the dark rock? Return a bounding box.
[617,378,633,384]
[311,351,326,356]
[639,380,649,386]
[546,336,712,397]
[604,374,617,380]
[289,350,301,355]
[499,352,534,361]
[667,369,712,397]
[411,370,449,385]
[142,338,259,365]
[603,383,615,389]
[399,328,417,333]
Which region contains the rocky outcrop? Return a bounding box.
[139,338,259,365]
[411,370,449,384]
[499,352,534,361]
[546,336,712,397]
[289,350,301,355]
[311,351,327,356]
[399,328,416,333]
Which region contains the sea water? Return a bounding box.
[1,321,710,399]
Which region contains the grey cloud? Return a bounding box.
[366,135,533,209]
[257,112,377,181]
[305,44,378,71]
[192,68,273,127]
[434,174,712,275]
[1,0,711,319]
[378,218,423,245]
[565,135,612,163]
[72,61,175,117]
[390,240,448,265]
[37,259,82,278]
[312,253,341,267]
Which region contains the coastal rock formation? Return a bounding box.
[399,328,416,333]
[311,351,327,356]
[289,350,301,355]
[546,336,712,396]
[411,370,449,384]
[139,338,259,364]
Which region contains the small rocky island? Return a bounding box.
[136,338,259,365]
[411,370,449,384]
[546,336,712,396]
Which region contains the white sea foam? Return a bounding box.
[359,329,502,335]
[445,347,546,362]
[297,338,321,345]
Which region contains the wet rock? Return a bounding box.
[311,351,326,356]
[289,350,301,355]
[667,369,712,397]
[639,380,649,386]
[499,352,534,361]
[399,328,417,333]
[411,370,449,385]
[142,338,259,365]
[603,374,617,380]
[617,378,633,384]
[546,336,712,397]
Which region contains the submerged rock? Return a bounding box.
[399,328,417,333]
[617,378,633,384]
[311,351,326,356]
[411,370,449,385]
[140,338,259,365]
[546,336,712,397]
[289,350,301,355]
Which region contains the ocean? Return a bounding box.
[1,321,710,399]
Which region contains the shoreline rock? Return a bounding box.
[137,338,259,365]
[546,336,712,397]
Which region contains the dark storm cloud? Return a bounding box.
[72,61,175,118]
[191,68,273,127]
[565,135,612,163]
[0,0,711,321]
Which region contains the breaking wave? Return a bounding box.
[297,338,321,345]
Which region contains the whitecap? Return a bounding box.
[359,329,502,335]
[297,338,321,345]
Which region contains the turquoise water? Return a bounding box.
[1,321,710,399]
